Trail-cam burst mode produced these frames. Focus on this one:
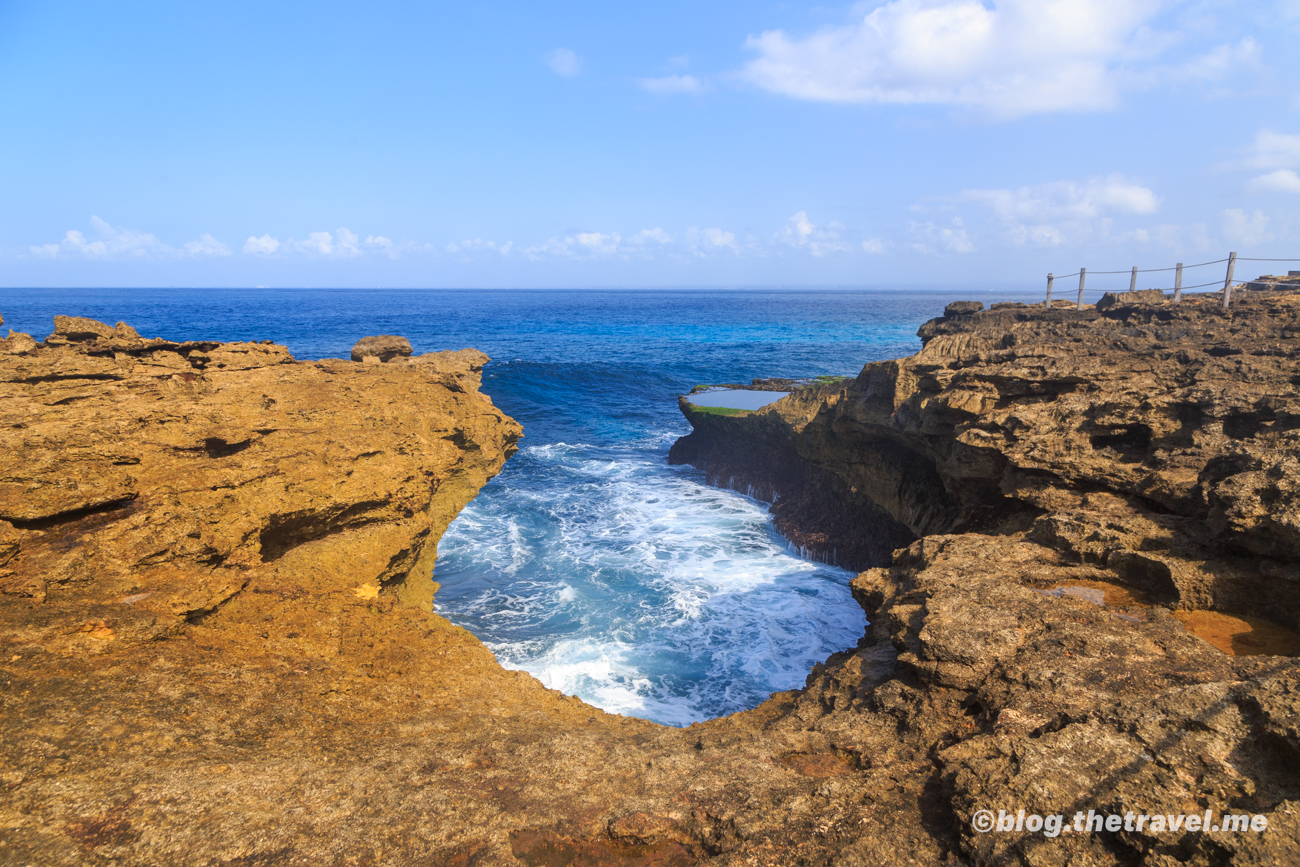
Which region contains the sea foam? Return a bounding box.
[435,437,865,727]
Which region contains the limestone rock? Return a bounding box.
[48,314,115,343]
[672,290,1300,864]
[7,296,1300,866]
[351,334,413,362]
[1096,287,1167,309]
[944,300,984,316]
[1,330,36,355]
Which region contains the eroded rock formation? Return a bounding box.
[351,334,414,363]
[5,294,1300,866]
[670,289,1300,863]
[0,315,942,867]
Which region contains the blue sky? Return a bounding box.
[2,0,1298,288]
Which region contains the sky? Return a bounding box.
[2,0,1299,288]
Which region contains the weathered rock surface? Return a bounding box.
[8,295,1300,866]
[351,333,413,362]
[2,316,961,867]
[670,290,1300,863]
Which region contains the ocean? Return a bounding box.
[0,286,1037,725]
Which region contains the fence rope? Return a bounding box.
[1064,279,1229,293]
[1042,252,1298,309]
[1079,258,1230,275]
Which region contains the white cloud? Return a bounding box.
[862,238,886,254]
[639,74,703,94]
[282,228,363,257]
[335,228,362,256]
[32,216,173,259]
[519,216,876,261]
[1248,169,1300,194]
[364,235,398,259]
[776,211,851,256]
[627,228,672,246]
[964,175,1159,222]
[575,231,620,255]
[244,234,280,255]
[447,238,512,255]
[183,233,232,257]
[911,217,974,253]
[958,174,1159,246]
[524,231,623,259]
[684,227,740,256]
[1222,208,1273,246]
[1009,224,1067,246]
[30,218,233,260]
[1244,130,1300,170]
[1164,38,1260,82]
[739,0,1247,117]
[290,231,334,256]
[545,48,581,77]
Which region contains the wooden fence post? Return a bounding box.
[1174,263,1183,302]
[1222,252,1237,308]
[1045,273,1054,308]
[1129,266,1138,294]
[1077,268,1086,310]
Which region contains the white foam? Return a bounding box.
[435,437,866,726]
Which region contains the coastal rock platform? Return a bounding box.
[669,290,1300,864]
[3,294,1299,866]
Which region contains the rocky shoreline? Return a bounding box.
[2,296,1298,865]
[669,289,1300,863]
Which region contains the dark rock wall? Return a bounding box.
[669,393,916,571]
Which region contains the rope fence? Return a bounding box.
[1043,253,1300,310]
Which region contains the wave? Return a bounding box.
[435,439,865,726]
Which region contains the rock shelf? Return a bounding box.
[3,295,1299,865]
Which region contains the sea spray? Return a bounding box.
[433,437,864,727]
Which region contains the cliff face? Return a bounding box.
[1,316,967,867]
[6,297,1300,867]
[669,291,1300,864]
[1,316,520,623]
[673,292,1300,625]
[668,391,916,570]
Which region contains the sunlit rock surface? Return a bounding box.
[670,290,1300,864]
[4,293,1300,865]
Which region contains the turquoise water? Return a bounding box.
[686,389,791,410]
[0,286,1037,724]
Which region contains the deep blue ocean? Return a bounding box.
[0,286,1036,725]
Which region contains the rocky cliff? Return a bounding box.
[0,314,952,867]
[669,290,1300,864]
[4,296,1299,867]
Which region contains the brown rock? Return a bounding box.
[8,295,1300,866]
[350,334,413,362]
[48,314,115,342]
[4,320,871,867]
[1,330,36,355]
[672,290,1300,864]
[1095,287,1167,309]
[0,520,20,567]
[944,300,984,316]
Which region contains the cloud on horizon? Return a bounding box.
[32,217,229,259]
